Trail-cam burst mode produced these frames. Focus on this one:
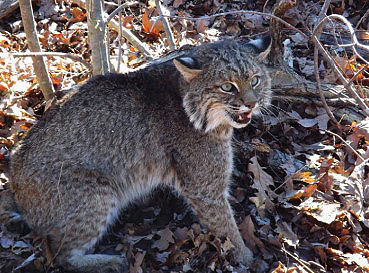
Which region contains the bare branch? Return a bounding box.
[160,10,309,40]
[106,1,152,59]
[155,0,175,50]
[312,14,369,116]
[313,0,338,124]
[356,8,369,29]
[325,130,365,161]
[105,1,138,23]
[116,0,123,73]
[314,48,339,124]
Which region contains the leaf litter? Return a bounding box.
[1,0,369,272]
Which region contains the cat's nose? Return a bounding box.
[239,92,257,109]
[240,99,256,109]
[244,101,256,109]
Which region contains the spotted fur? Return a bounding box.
[9,37,272,272]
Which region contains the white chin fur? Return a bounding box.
[204,114,249,132]
[228,119,250,128]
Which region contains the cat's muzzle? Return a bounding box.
[229,110,252,125]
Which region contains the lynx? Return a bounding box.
[9,37,272,272]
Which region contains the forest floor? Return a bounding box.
[1,0,369,272]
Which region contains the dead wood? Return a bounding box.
[0,0,21,20]
[268,65,368,107]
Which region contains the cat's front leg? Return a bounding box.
[181,189,253,266]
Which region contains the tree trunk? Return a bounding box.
[18,0,55,101]
[86,0,110,76]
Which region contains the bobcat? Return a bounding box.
[9,37,272,272]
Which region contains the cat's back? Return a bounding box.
[10,62,187,181]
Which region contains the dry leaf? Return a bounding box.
[142,9,164,36]
[70,7,86,23]
[130,251,145,273]
[297,198,341,224]
[275,221,299,247]
[196,19,208,33]
[152,227,175,251]
[239,215,265,252]
[248,156,276,213]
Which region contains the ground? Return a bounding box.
[0,0,369,272]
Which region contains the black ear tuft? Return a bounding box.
[175,56,200,70]
[247,35,272,53]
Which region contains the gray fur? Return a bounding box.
[9,38,272,272]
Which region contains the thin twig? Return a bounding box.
[106,1,138,24]
[117,0,123,73]
[356,8,369,29]
[346,64,369,86]
[10,52,93,71]
[313,0,338,124]
[325,130,365,161]
[107,19,152,59]
[155,0,175,50]
[281,248,316,273]
[314,49,339,124]
[312,14,369,116]
[262,0,271,13]
[160,10,309,39]
[106,1,152,59]
[317,0,331,20]
[272,95,361,107]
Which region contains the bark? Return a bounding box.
[86,0,110,76]
[18,0,55,101]
[0,0,20,19]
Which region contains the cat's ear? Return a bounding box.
[173,56,202,82]
[247,36,272,61]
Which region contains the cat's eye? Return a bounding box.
[220,83,237,93]
[251,76,260,87]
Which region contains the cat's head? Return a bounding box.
[173,37,272,133]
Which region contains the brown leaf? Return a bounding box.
[297,198,341,224]
[196,19,208,33]
[291,172,316,184]
[239,215,265,252]
[70,7,87,23]
[152,227,175,251]
[130,251,145,273]
[248,156,276,214]
[142,9,164,36]
[275,221,299,247]
[123,15,134,29]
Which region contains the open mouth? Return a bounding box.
[231,111,252,124]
